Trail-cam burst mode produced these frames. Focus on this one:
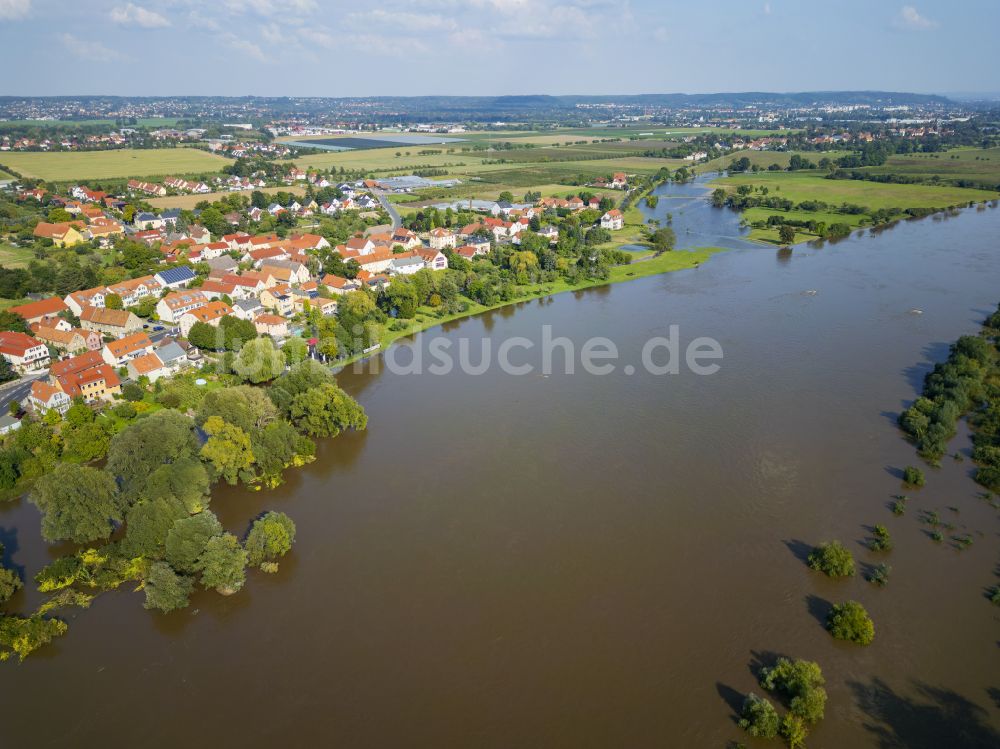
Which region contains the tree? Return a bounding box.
[121,381,145,401]
[826,600,875,645]
[218,315,257,351]
[760,658,827,724]
[806,540,855,578]
[143,561,194,613]
[197,385,278,433]
[903,465,925,487]
[288,381,367,438]
[283,336,308,366]
[195,533,247,594]
[61,421,111,462]
[738,693,779,738]
[144,455,212,514]
[650,227,676,253]
[778,225,796,244]
[780,713,808,749]
[233,337,285,384]
[187,321,221,351]
[121,496,188,558]
[0,614,68,660]
[711,188,728,207]
[164,511,223,574]
[104,293,123,310]
[30,463,120,543]
[0,310,30,334]
[200,416,255,485]
[106,410,199,496]
[0,544,22,604]
[245,511,296,569]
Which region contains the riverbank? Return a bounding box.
[335,247,722,369]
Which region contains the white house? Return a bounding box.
[600,209,624,231]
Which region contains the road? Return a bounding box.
[373,190,402,230]
[0,372,45,414]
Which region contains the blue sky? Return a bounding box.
[0,0,997,97]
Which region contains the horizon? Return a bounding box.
[1,1,998,97]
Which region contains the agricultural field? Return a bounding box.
[0,147,229,181]
[714,171,996,211]
[855,147,1000,188]
[698,150,852,173]
[147,185,306,210]
[714,170,998,245]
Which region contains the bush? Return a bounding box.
[867,525,892,552]
[807,541,855,578]
[826,601,875,645]
[903,466,925,487]
[760,658,826,724]
[868,563,891,587]
[738,693,780,738]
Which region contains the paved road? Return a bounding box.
[0,372,45,414]
[373,190,402,230]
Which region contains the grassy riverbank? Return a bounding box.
[338,248,721,368]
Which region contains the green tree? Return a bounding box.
[200,415,255,485]
[106,410,199,496]
[288,381,367,438]
[61,421,111,462]
[650,227,676,253]
[738,693,779,738]
[143,455,211,514]
[187,321,221,351]
[780,713,808,749]
[30,463,120,543]
[0,614,68,660]
[903,465,925,487]
[121,496,188,558]
[197,385,278,433]
[164,511,223,574]
[245,511,296,569]
[826,601,875,645]
[104,293,123,310]
[0,544,22,604]
[760,658,827,724]
[195,533,247,594]
[233,337,285,384]
[778,225,796,244]
[283,336,308,366]
[807,541,855,578]
[143,561,193,613]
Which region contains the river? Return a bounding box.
[1,180,999,747]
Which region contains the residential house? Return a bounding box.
[600,209,624,231]
[178,301,233,338]
[49,351,121,402]
[198,279,238,300]
[65,286,107,316]
[321,274,361,295]
[389,255,425,276]
[102,332,155,367]
[28,380,71,415]
[260,285,294,317]
[106,275,159,307]
[33,222,84,247]
[154,266,197,290]
[611,172,628,189]
[127,352,170,383]
[156,290,208,323]
[9,296,69,325]
[32,326,90,354]
[428,227,456,250]
[254,313,289,338]
[79,306,143,337]
[0,331,49,373]
[415,248,448,270]
[133,212,166,230]
[260,260,310,286]
[232,298,264,321]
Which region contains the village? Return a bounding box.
[0,164,637,430]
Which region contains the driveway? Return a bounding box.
[372,190,402,230]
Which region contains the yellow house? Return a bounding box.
[33,221,85,247]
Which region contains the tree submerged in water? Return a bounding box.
[826,600,875,645]
[806,541,855,578]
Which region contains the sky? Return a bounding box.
[0,0,997,98]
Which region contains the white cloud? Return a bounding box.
[110,3,170,28]
[60,33,124,62]
[223,33,266,61]
[893,5,938,30]
[350,9,458,33]
[0,0,30,20]
[222,0,317,15]
[763,2,772,15]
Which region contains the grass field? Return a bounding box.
[147,185,306,210]
[0,244,36,269]
[0,147,230,181]
[698,150,853,173]
[855,147,1000,187]
[714,171,996,211]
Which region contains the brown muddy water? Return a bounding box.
[1,186,999,748]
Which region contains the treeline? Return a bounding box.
[0,355,366,660]
[826,168,1000,192]
[899,312,998,469]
